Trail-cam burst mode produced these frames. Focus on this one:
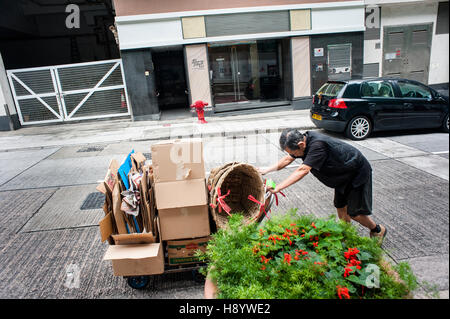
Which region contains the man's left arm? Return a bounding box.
[271,164,312,193]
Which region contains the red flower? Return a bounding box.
[261,266,266,271]
[301,234,305,237]
[284,253,292,265]
[294,255,299,261]
[268,235,277,245]
[311,222,317,229]
[336,286,351,299]
[260,255,271,264]
[344,247,360,260]
[313,242,319,248]
[343,266,353,278]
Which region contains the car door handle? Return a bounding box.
[368,103,376,110]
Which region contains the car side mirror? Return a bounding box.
[434,95,445,102]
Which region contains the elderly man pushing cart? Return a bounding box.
[259,129,387,244]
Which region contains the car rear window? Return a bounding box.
[316,82,345,96]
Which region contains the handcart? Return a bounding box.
[126,261,207,290]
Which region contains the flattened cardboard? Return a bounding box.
[140,169,153,234]
[112,232,155,245]
[131,152,146,172]
[154,179,207,210]
[167,237,210,265]
[99,212,154,245]
[103,243,164,276]
[105,159,119,192]
[112,182,128,234]
[159,205,210,241]
[99,213,114,242]
[151,139,205,183]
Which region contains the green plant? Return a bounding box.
[198,209,417,299]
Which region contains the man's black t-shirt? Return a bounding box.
[293,131,371,192]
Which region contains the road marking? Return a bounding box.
[432,151,449,155]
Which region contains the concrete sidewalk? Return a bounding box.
[0,109,315,151]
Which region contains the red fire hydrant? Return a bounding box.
[190,100,208,124]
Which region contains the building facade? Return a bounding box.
[114,0,368,120]
[0,0,448,129]
[363,0,449,88]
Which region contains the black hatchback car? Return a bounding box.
[310,78,449,140]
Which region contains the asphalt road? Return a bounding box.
[0,128,448,299]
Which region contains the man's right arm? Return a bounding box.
[259,155,295,175]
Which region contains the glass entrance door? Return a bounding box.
[209,44,252,104]
[209,39,284,107]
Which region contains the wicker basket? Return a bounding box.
[208,162,265,229]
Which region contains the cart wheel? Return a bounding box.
[127,276,150,289]
[192,269,205,283]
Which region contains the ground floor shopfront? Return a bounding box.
[120,32,364,120]
[115,0,367,120]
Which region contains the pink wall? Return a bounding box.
[113,0,355,16]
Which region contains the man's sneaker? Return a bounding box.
[370,224,387,245]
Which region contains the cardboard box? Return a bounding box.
[99,212,157,245]
[102,216,164,276]
[103,242,164,276]
[159,205,210,241]
[167,237,210,265]
[151,138,205,183]
[154,178,207,210]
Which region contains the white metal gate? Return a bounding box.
[7,59,130,125]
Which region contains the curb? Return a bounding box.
[0,125,318,153]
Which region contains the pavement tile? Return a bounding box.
[0,227,203,298]
[353,137,429,158]
[389,133,449,154]
[403,254,449,292]
[0,148,60,186]
[0,154,125,191]
[20,184,105,232]
[0,188,57,240]
[396,154,449,181]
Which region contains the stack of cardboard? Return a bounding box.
[97,153,164,277]
[151,138,211,265]
[97,139,211,278]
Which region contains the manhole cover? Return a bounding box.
[80,192,105,210]
[77,145,105,153]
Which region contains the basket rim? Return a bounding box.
[209,162,265,229]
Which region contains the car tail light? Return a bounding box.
[328,98,347,109]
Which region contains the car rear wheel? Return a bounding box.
[345,116,372,140]
[443,113,449,133]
